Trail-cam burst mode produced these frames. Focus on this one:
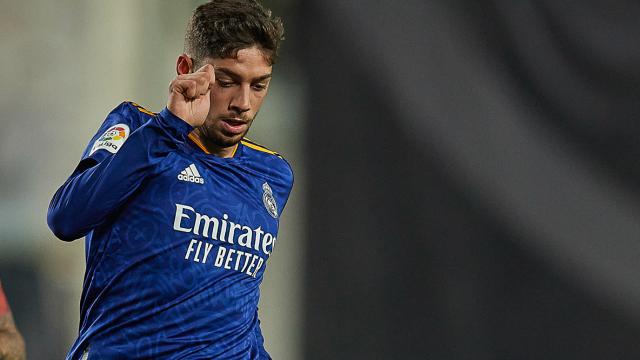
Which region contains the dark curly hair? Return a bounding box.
[184,0,285,66]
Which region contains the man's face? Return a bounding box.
[199,46,273,148]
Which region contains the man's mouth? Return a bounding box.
[220,118,248,135]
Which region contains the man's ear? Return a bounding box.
[176,54,193,75]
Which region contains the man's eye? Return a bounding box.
[252,83,267,91]
[217,80,234,87]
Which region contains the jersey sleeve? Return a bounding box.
[47,102,193,241]
[279,158,295,215]
[78,102,143,163]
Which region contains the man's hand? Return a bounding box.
[167,64,215,127]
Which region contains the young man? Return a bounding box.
[47,1,292,358]
[0,282,26,360]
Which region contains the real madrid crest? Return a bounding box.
[262,182,278,219]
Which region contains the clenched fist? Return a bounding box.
[167,64,215,127]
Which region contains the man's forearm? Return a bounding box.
[0,314,25,360]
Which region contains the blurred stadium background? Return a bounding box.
[2,0,640,359]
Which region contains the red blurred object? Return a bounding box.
[0,282,9,316]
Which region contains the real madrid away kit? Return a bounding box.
[48,102,293,359]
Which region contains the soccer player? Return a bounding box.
[47,1,292,358]
[0,281,26,360]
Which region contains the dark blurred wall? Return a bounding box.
[301,1,640,359]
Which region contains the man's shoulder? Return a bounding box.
[108,101,156,122]
[240,137,284,159]
[240,138,294,185]
[81,101,159,160]
[98,101,157,133]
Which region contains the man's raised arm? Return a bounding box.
[47,66,214,241]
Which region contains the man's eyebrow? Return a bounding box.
[254,74,272,82]
[215,67,272,82]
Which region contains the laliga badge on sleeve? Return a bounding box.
[90,124,130,155]
[262,182,279,219]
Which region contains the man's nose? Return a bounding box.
[229,86,251,114]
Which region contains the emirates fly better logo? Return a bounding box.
[90,124,130,155]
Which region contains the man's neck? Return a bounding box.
[188,129,237,158]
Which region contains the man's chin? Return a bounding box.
[214,131,246,148]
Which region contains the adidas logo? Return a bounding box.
[178,163,204,184]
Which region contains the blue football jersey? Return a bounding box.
[47,102,294,359]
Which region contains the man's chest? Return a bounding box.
[107,155,281,278]
[136,154,280,229]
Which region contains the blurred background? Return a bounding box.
[2,0,640,359]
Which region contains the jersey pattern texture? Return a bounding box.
[47,102,294,359]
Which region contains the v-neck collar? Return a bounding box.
[187,133,241,160]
